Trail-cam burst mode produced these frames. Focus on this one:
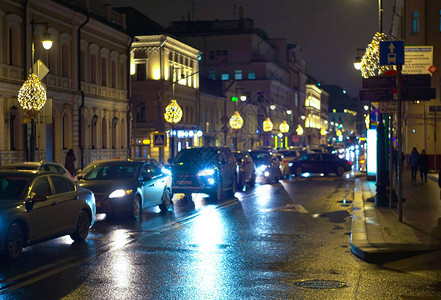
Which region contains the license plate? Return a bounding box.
[177,180,192,185]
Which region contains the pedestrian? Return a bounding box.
[65,149,76,175]
[419,149,429,184]
[408,147,420,181]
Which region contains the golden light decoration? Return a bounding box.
[164,99,183,124]
[263,117,273,132]
[320,128,327,136]
[296,124,304,136]
[229,111,243,130]
[360,32,396,78]
[17,73,47,117]
[337,130,342,136]
[279,120,289,133]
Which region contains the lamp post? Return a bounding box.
[18,18,53,161]
[164,99,183,159]
[229,111,243,151]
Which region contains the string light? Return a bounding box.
[164,99,182,124]
[279,120,289,133]
[17,73,47,117]
[360,32,395,78]
[263,117,273,132]
[229,111,243,129]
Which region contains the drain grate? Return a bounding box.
[293,279,350,290]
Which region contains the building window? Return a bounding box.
[136,102,146,123]
[136,63,146,81]
[62,44,69,77]
[411,11,419,34]
[101,58,107,85]
[248,72,256,80]
[221,73,229,80]
[208,70,216,80]
[91,54,97,84]
[111,60,116,88]
[234,70,243,80]
[80,50,86,81]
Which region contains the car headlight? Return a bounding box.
[109,189,133,198]
[257,165,268,173]
[197,168,215,176]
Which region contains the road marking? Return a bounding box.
[260,203,309,213]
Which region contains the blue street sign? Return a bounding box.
[379,41,405,66]
[153,133,166,147]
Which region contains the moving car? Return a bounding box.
[1,161,72,178]
[233,151,256,190]
[0,170,96,259]
[276,149,301,177]
[290,153,352,177]
[170,146,237,202]
[248,150,281,184]
[274,152,290,178]
[78,159,172,219]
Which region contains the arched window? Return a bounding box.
[62,113,69,149]
[6,14,22,67]
[101,117,107,149]
[112,117,118,148]
[91,115,98,149]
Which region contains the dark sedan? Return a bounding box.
[78,159,172,219]
[0,170,96,259]
[248,150,281,184]
[290,153,352,177]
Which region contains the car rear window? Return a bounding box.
[0,176,29,199]
[174,148,218,164]
[84,164,138,180]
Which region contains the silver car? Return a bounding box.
[1,161,72,178]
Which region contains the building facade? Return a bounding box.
[0,0,131,170]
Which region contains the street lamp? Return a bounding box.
[263,117,273,146]
[229,111,243,151]
[164,99,183,159]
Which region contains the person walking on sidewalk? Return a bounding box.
[408,147,420,181]
[419,149,429,184]
[64,149,76,176]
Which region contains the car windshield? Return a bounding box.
[249,152,271,163]
[83,164,138,180]
[0,176,29,199]
[174,148,218,164]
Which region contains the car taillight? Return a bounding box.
[348,161,352,165]
[284,159,288,162]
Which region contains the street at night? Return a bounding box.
[1,172,440,299]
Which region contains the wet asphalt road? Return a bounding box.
[2,173,441,299]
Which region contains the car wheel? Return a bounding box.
[159,189,172,213]
[336,166,345,176]
[210,179,223,202]
[71,210,90,242]
[4,223,25,259]
[295,167,302,177]
[131,195,142,219]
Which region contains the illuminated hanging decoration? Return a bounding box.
[263,117,273,132]
[320,128,327,136]
[279,120,289,133]
[164,99,183,124]
[296,124,304,136]
[360,32,395,78]
[17,73,47,117]
[336,130,342,136]
[229,111,243,129]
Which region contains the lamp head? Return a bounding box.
[41,30,53,50]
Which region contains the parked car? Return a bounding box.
[0,161,72,178]
[248,150,281,184]
[78,159,172,219]
[0,170,96,259]
[290,153,352,177]
[233,151,256,190]
[170,146,237,202]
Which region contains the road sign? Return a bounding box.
[292,135,299,143]
[403,46,433,74]
[362,76,396,89]
[402,74,431,87]
[403,88,436,101]
[379,102,398,113]
[359,89,394,102]
[153,133,166,147]
[380,41,405,66]
[428,65,438,75]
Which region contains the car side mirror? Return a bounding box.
[32,194,47,203]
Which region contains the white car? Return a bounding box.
[0,161,72,178]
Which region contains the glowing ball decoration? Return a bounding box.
[17,73,47,117]
[164,99,183,124]
[263,117,273,132]
[360,32,395,78]
[279,120,289,133]
[229,111,243,129]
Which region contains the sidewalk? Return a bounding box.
[350,169,441,263]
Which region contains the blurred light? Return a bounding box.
[270,105,276,110]
[240,95,247,101]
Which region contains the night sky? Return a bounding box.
[104,0,396,98]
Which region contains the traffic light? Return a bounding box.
[231,96,238,102]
